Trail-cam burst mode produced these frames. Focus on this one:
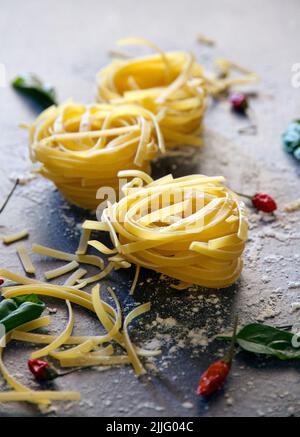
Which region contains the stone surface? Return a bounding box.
[0,0,299,417]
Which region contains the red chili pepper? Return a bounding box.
[197,316,238,397]
[0,278,4,286]
[229,93,248,113]
[197,360,231,396]
[28,359,82,382]
[252,193,277,213]
[236,191,277,213]
[28,359,58,382]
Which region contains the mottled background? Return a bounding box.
[0,0,299,417]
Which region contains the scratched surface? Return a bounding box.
[0,0,300,417]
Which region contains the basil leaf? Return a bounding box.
[0,295,45,335]
[12,73,57,108]
[0,299,18,320]
[13,294,44,306]
[217,323,300,360]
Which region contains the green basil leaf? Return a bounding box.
[12,73,57,108]
[237,324,300,360]
[0,295,45,335]
[13,294,44,307]
[217,323,300,360]
[0,299,18,320]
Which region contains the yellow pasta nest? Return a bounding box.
[28,101,164,209]
[96,38,257,148]
[97,50,207,147]
[88,170,248,289]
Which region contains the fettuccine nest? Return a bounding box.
[96,38,257,148]
[97,50,207,147]
[87,170,248,289]
[28,101,164,209]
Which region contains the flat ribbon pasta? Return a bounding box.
[28,101,164,209]
[96,38,257,148]
[86,170,248,289]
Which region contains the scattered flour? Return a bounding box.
[187,328,209,347]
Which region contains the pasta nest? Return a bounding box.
[28,101,164,209]
[96,51,208,147]
[97,38,258,148]
[89,170,248,289]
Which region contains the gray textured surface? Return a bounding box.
[0,0,300,417]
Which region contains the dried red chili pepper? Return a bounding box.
[197,360,230,397]
[251,193,277,213]
[237,191,277,213]
[197,316,238,397]
[28,358,85,382]
[28,359,58,382]
[229,93,248,113]
[0,278,4,286]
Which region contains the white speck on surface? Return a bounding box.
[290,302,300,313]
[138,402,165,412]
[182,401,194,409]
[288,282,300,290]
[284,199,300,213]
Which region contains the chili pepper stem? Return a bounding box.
[0,179,20,214]
[223,315,239,365]
[247,107,257,127]
[276,324,293,331]
[55,367,92,379]
[235,192,252,200]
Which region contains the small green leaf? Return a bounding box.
[0,299,18,320]
[13,294,44,307]
[12,73,57,108]
[217,323,300,360]
[0,295,45,335]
